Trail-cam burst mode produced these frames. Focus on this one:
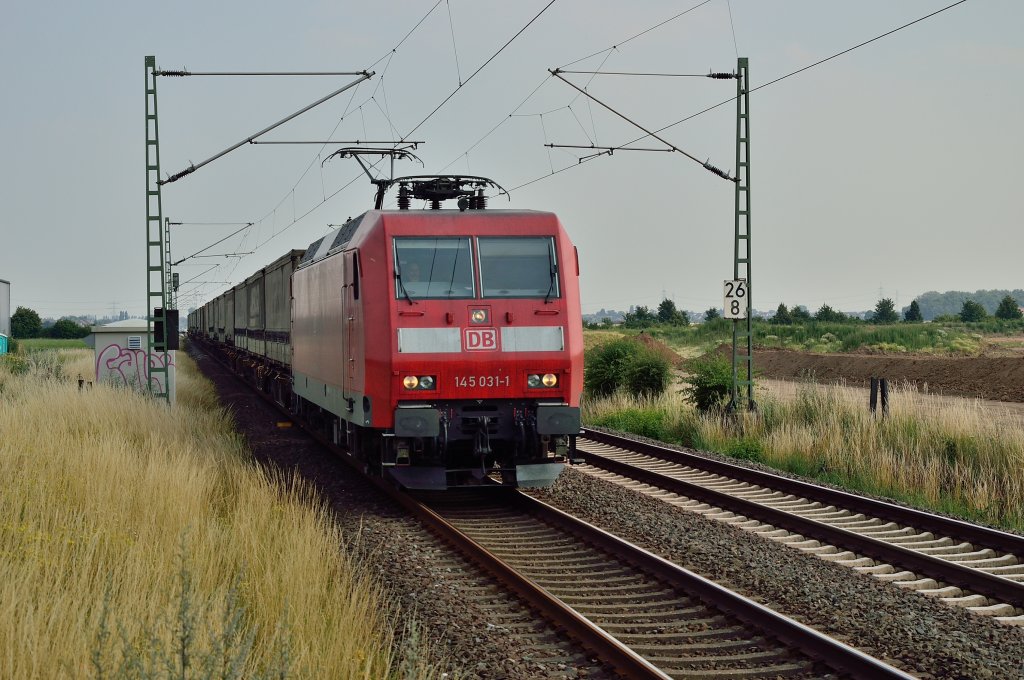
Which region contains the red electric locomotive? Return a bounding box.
[186,175,584,489]
[290,176,583,489]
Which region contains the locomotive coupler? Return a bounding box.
[474,416,492,457]
[439,411,450,454]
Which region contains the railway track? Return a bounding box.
[578,428,1024,625]
[189,340,912,678]
[189,340,613,677]
[411,488,911,679]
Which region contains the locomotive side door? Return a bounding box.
[341,249,362,407]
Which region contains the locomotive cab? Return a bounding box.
[290,175,584,490]
[387,221,583,488]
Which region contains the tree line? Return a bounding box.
[913,289,1024,320]
[760,294,1020,325]
[585,294,1023,330]
[10,306,92,339]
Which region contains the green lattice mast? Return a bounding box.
[144,56,170,402]
[730,57,755,411]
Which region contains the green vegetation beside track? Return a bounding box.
[0,349,440,678]
[582,325,1024,532]
[585,384,1024,531]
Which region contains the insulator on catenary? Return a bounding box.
[703,160,736,182]
[159,70,190,77]
[707,71,738,79]
[158,164,196,185]
[430,199,441,210]
[397,185,410,210]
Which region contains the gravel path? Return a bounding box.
[528,467,1024,679]
[190,345,614,679]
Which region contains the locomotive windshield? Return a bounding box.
[394,237,475,299]
[478,237,559,299]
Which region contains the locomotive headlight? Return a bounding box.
[470,308,489,324]
[403,375,436,390]
[527,373,558,388]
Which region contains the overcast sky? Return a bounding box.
[2,1,1020,319]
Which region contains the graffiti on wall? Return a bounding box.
[96,343,174,392]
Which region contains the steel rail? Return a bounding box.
[398,491,673,680]
[508,492,914,680]
[187,338,663,678]
[580,428,1024,608]
[582,428,1024,554]
[190,339,909,677]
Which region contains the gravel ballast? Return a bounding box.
[529,466,1024,679]
[190,345,612,679]
[192,341,1024,678]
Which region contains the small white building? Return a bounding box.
[86,320,176,404]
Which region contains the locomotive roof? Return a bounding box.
[298,209,558,269]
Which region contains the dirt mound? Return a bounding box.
[751,348,1024,403]
[634,332,686,367]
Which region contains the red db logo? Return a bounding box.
[464,328,498,351]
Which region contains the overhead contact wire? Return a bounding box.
[447,0,464,85]
[558,0,714,69]
[403,0,560,140]
[725,0,739,60]
[366,0,445,71]
[446,1,713,177]
[515,0,970,191]
[215,4,443,275]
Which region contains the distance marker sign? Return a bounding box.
[723,279,747,319]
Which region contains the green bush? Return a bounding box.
[872,298,899,324]
[681,353,733,413]
[49,318,91,339]
[960,300,987,322]
[584,338,637,397]
[725,437,764,463]
[1,354,30,375]
[11,306,42,338]
[624,351,670,397]
[585,338,671,398]
[995,295,1023,320]
[591,408,668,440]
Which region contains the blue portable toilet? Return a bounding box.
[0,278,9,356]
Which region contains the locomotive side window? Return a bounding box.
[478,237,559,299]
[393,237,475,299]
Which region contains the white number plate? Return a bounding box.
[723,279,748,319]
[454,375,510,388]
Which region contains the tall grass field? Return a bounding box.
[0,349,437,678]
[585,381,1024,531]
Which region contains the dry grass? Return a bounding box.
[584,380,1024,530]
[0,349,437,679]
[582,329,625,352]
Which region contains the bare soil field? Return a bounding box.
[753,348,1024,403]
